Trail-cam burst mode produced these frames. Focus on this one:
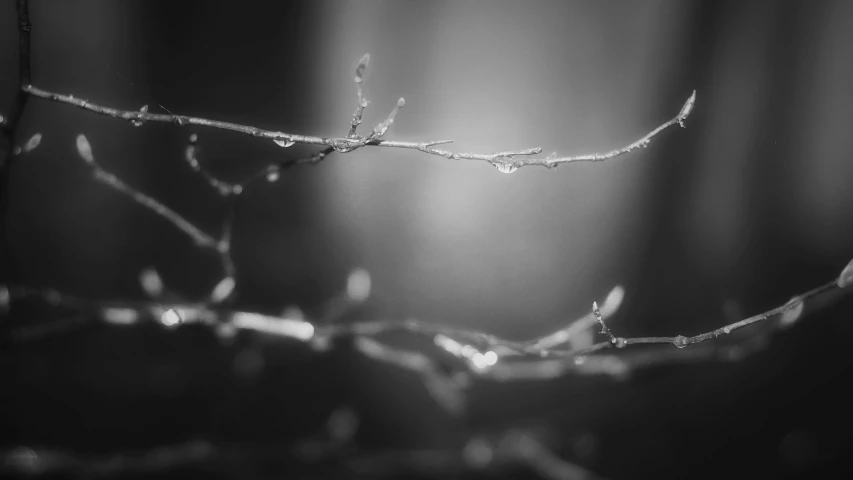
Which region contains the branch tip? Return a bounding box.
[838,258,853,289]
[677,90,697,126]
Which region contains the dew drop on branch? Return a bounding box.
[273,138,295,148]
[22,133,42,153]
[266,169,281,182]
[494,163,517,174]
[75,134,94,164]
[160,308,183,328]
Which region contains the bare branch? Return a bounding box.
[3,262,848,382]
[21,82,693,171]
[75,134,219,249]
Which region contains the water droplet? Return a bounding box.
[614,338,627,348]
[22,133,42,153]
[140,104,149,114]
[131,119,144,127]
[160,308,183,328]
[722,326,732,334]
[672,335,689,348]
[397,97,406,108]
[189,133,198,144]
[495,163,517,174]
[273,138,295,148]
[266,169,281,182]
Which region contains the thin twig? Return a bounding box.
[21,83,694,170]
[184,133,241,196]
[75,134,219,249]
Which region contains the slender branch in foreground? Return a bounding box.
[20,52,695,171]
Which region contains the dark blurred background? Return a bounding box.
[2,1,853,479]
